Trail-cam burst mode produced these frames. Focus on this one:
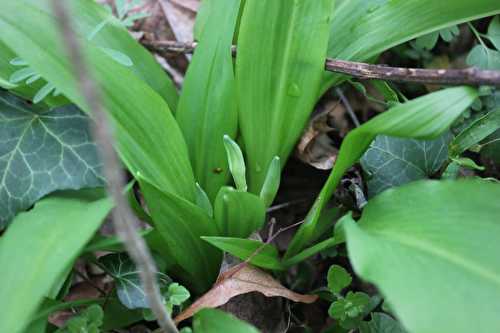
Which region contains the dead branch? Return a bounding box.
[51,1,178,332]
[143,40,500,87]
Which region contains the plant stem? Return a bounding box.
[50,1,178,332]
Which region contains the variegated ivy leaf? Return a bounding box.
[0,91,104,228]
[98,252,172,309]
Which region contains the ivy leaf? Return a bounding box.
[98,253,172,309]
[360,133,451,197]
[359,313,407,333]
[328,291,370,321]
[0,91,104,227]
[487,16,500,50]
[327,265,352,294]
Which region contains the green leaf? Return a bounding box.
[0,0,178,110]
[98,253,172,310]
[359,313,407,333]
[55,305,104,333]
[328,291,370,321]
[360,133,451,197]
[223,136,247,192]
[193,309,259,333]
[467,45,500,70]
[0,91,104,227]
[0,0,196,201]
[371,80,399,103]
[139,178,221,293]
[202,236,284,270]
[450,108,500,157]
[0,191,112,333]
[213,187,266,238]
[487,16,500,50]
[415,31,439,50]
[327,265,352,294]
[342,180,500,333]
[439,25,460,42]
[98,47,133,67]
[323,0,500,91]
[166,283,190,306]
[176,0,241,200]
[195,182,214,217]
[236,0,335,192]
[259,156,281,208]
[286,87,477,258]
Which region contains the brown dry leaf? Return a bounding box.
[174,264,318,324]
[296,100,347,170]
[158,0,198,44]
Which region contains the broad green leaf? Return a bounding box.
[467,45,500,70]
[0,41,68,107]
[176,0,241,200]
[0,191,112,333]
[139,178,221,293]
[223,136,247,192]
[202,236,284,270]
[343,180,500,333]
[0,1,196,201]
[450,108,500,157]
[26,0,178,109]
[359,313,407,333]
[98,253,172,310]
[236,0,335,192]
[259,156,281,208]
[360,133,451,197]
[0,91,104,227]
[323,0,500,91]
[213,187,266,238]
[327,265,352,294]
[286,87,477,258]
[193,309,259,333]
[487,16,500,50]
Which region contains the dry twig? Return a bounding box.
[143,40,500,87]
[51,1,178,332]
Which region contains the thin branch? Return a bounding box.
[51,2,178,333]
[335,88,360,127]
[143,40,500,87]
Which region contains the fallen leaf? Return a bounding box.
[158,0,197,47]
[296,100,346,170]
[170,0,200,13]
[174,264,317,324]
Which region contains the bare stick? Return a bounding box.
[143,40,500,87]
[335,88,360,127]
[51,2,178,332]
